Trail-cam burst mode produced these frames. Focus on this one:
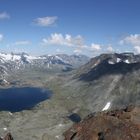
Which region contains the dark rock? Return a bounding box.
[68,113,81,123]
[64,106,140,140]
[0,133,14,140]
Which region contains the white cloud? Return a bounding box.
[0,12,10,20]
[55,48,65,54]
[13,41,31,46]
[90,43,101,51]
[0,34,3,42]
[120,34,140,46]
[120,34,140,54]
[42,33,84,47]
[34,16,58,27]
[42,33,103,55]
[107,46,114,52]
[134,46,140,53]
[73,49,82,54]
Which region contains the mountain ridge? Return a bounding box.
[0,52,89,85]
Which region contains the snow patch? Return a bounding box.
[3,79,8,84]
[9,112,13,116]
[108,60,115,64]
[0,53,13,61]
[3,128,7,131]
[124,59,130,64]
[55,135,60,139]
[24,55,38,60]
[58,124,64,127]
[102,102,111,111]
[12,55,21,61]
[116,58,121,63]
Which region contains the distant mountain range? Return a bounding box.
[0,52,89,85]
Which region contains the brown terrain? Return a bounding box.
[64,105,140,140]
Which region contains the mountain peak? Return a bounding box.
[75,53,140,81]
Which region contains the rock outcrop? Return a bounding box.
[0,133,13,140]
[64,106,140,140]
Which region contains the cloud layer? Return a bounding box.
[33,16,58,27]
[41,33,105,55]
[0,34,3,42]
[14,41,31,46]
[120,34,140,53]
[0,12,10,20]
[42,33,84,47]
[120,34,140,46]
[106,46,114,52]
[90,43,101,51]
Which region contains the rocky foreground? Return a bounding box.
[3,106,140,140]
[0,133,13,140]
[64,105,140,140]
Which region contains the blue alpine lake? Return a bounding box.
[0,87,52,112]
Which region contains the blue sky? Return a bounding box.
[0,0,140,56]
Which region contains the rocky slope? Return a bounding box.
[64,105,140,140]
[60,52,140,112]
[75,52,140,81]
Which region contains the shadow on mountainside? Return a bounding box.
[79,60,140,82]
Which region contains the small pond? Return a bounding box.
[68,113,81,123]
[0,87,52,112]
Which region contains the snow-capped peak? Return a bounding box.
[0,53,21,61]
[0,52,42,63]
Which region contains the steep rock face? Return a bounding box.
[64,106,140,140]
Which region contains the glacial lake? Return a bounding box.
[0,87,52,112]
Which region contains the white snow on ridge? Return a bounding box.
[108,58,121,65]
[0,53,45,63]
[0,53,14,61]
[24,55,39,60]
[0,53,21,61]
[55,55,63,61]
[12,55,21,61]
[124,59,130,64]
[108,58,132,65]
[108,60,115,64]
[117,58,121,63]
[102,102,111,111]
